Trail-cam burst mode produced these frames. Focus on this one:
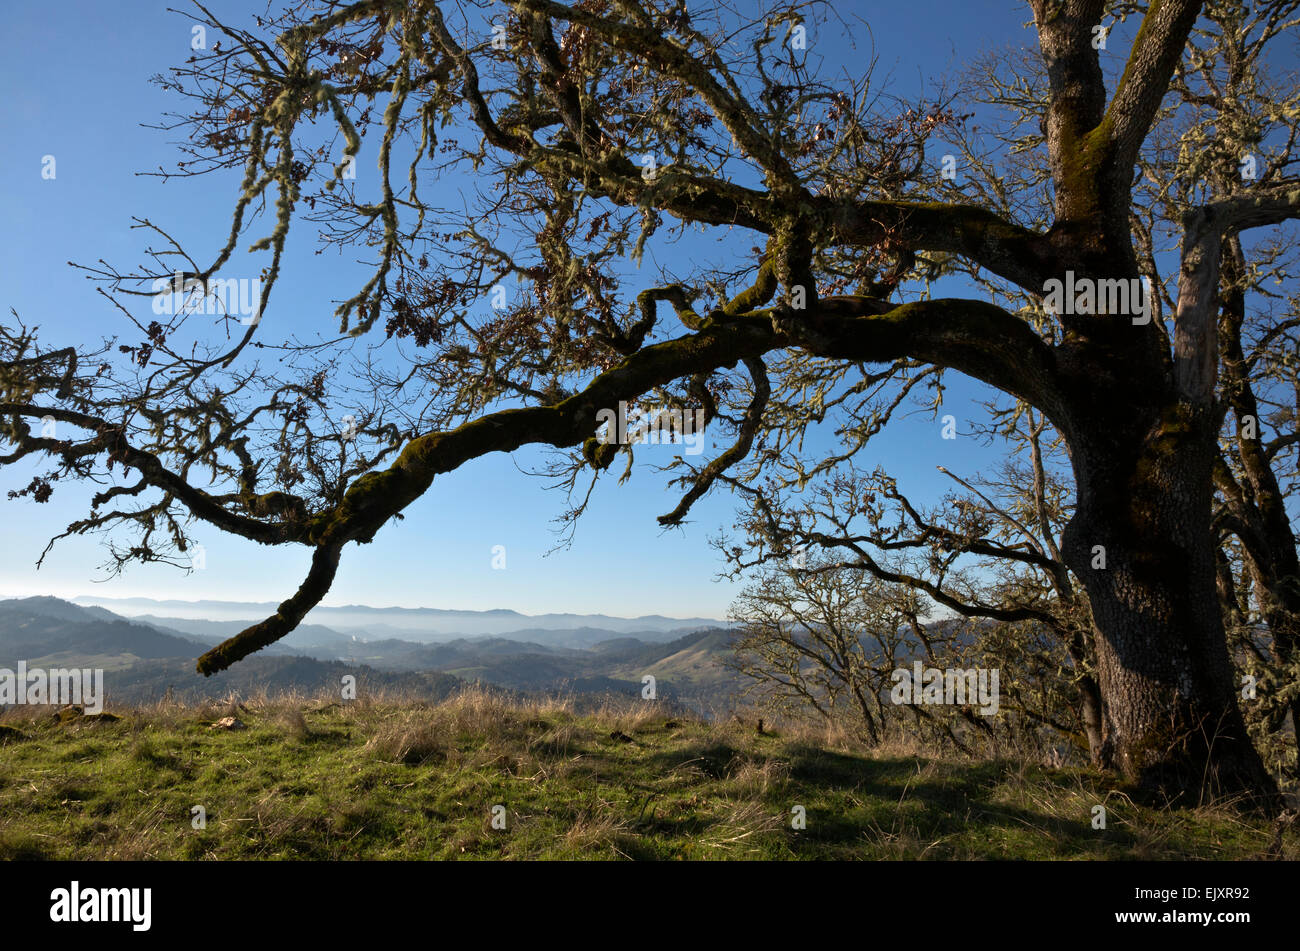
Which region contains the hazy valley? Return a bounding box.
[0,596,739,711]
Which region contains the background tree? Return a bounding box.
[1172,2,1300,779]
[717,400,1104,762]
[726,561,931,747]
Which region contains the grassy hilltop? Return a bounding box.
[0,689,1293,861]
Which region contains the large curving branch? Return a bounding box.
[430,1,1056,290]
[517,0,802,192]
[1173,181,1300,403]
[196,544,343,674]
[1030,0,1108,222]
[1101,0,1205,185]
[0,402,303,546]
[189,293,1065,672]
[819,198,1059,291]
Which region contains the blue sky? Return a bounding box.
[0,1,1051,619]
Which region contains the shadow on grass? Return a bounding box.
[638,742,1133,857]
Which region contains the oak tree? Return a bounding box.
[3,0,1298,810]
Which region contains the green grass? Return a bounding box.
[0,689,1292,860]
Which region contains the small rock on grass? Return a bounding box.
[50,706,121,724]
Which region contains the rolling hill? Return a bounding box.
[0,597,743,712]
[0,598,462,704]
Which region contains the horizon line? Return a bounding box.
[0,591,731,624]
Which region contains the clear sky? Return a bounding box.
[0,0,1049,619]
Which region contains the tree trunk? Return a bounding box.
[1078,672,1105,765]
[1062,402,1281,812]
[1217,234,1300,772]
[1057,620,1105,762]
[1248,560,1300,762]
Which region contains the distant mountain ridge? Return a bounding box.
[69,595,728,641]
[1,596,742,713]
[0,597,463,704]
[0,597,209,667]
